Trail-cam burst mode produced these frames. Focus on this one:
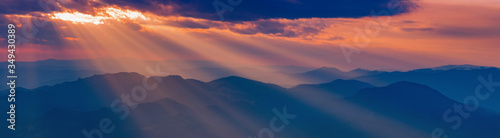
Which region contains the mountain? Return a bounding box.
[290,79,374,99]
[208,76,290,104]
[419,64,497,71]
[2,73,500,138]
[0,59,320,89]
[348,81,499,138]
[0,68,101,90]
[0,72,221,120]
[294,67,383,84]
[353,66,500,112]
[349,81,458,112]
[0,73,341,138]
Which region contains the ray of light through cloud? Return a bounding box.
[1,0,499,137]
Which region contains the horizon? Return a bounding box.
[3,58,499,72]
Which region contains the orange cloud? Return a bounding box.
[64,37,79,41]
[2,0,499,70]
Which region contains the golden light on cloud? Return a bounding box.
[50,7,150,25]
[104,7,148,21]
[23,0,499,70]
[52,12,106,25]
[64,37,79,41]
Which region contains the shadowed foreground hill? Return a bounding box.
[290,79,374,99]
[348,82,499,138]
[353,66,500,112]
[1,73,499,138]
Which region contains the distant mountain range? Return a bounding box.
[353,66,500,112]
[3,59,497,89]
[1,70,499,138]
[293,67,383,84]
[3,59,500,113]
[0,59,315,90]
[420,64,497,71]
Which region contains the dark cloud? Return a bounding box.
[328,36,344,40]
[0,0,107,15]
[434,26,500,38]
[228,20,285,35]
[0,0,418,23]
[0,14,63,47]
[102,0,418,21]
[0,0,48,14]
[60,0,107,14]
[401,20,418,24]
[226,19,331,38]
[165,19,222,29]
[400,27,434,32]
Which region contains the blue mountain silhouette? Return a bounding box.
[2,72,499,138]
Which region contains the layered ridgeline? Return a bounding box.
[1,72,499,138]
[352,65,500,112]
[0,59,316,90]
[3,59,498,91]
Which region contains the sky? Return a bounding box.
[0,0,499,71]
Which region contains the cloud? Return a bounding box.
[0,0,48,14]
[0,14,64,47]
[8,0,415,22]
[434,26,500,38]
[225,19,334,39]
[164,18,223,29]
[0,0,419,42]
[0,0,110,16]
[101,0,418,21]
[400,27,434,32]
[0,0,418,47]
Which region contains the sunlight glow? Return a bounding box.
[104,7,148,21]
[52,12,106,25]
[50,7,149,25]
